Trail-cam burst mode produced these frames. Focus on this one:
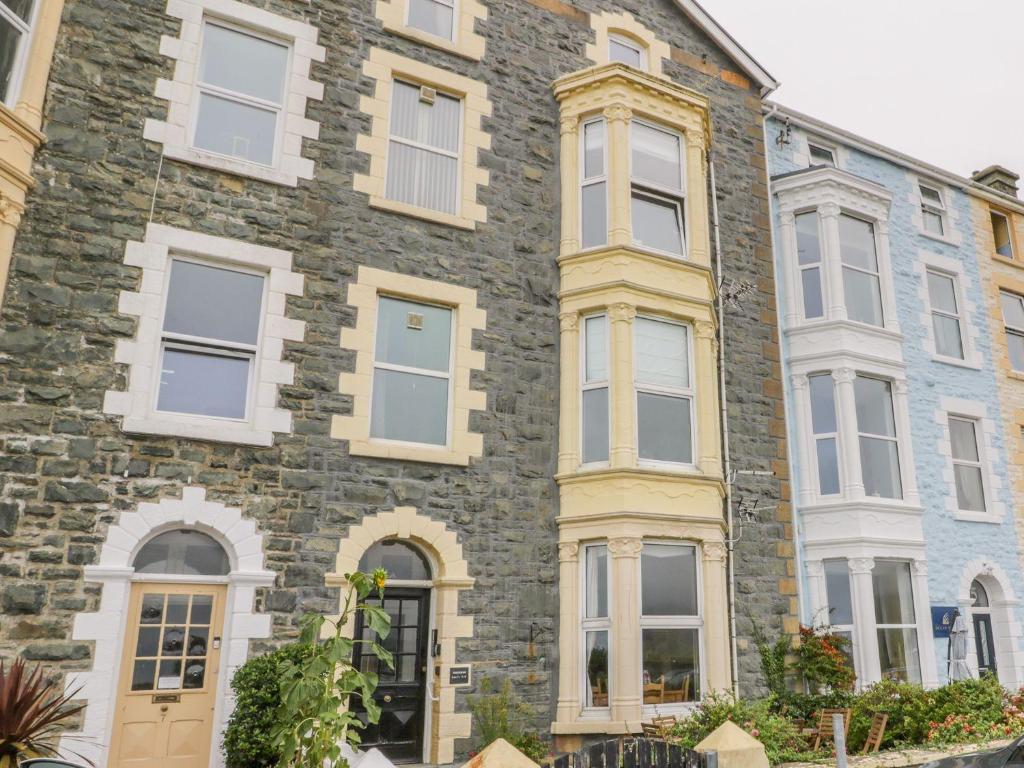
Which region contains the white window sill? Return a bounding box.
[121,416,274,447]
[953,509,1001,524]
[918,228,960,247]
[160,143,300,187]
[931,355,981,370]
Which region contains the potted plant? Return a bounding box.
[0,657,87,768]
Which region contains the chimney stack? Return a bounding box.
[972,165,1020,198]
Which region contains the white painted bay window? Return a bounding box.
[0,0,33,105]
[630,121,685,257]
[407,0,455,40]
[370,296,453,446]
[808,373,840,495]
[949,416,986,513]
[796,212,824,320]
[581,314,609,464]
[926,270,965,360]
[193,21,289,166]
[839,214,884,327]
[1000,290,1024,372]
[872,561,921,683]
[582,544,610,709]
[158,259,266,420]
[640,543,700,706]
[854,375,902,499]
[919,184,946,236]
[386,80,462,215]
[635,317,693,465]
[580,119,608,249]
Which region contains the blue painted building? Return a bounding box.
[765,105,1024,688]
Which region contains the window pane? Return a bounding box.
[923,210,944,236]
[585,315,607,381]
[816,438,840,495]
[585,545,608,618]
[635,318,688,388]
[854,377,896,437]
[920,186,943,206]
[359,540,431,580]
[582,387,609,464]
[375,297,452,372]
[873,561,916,625]
[132,659,157,691]
[954,464,986,512]
[370,369,449,445]
[877,627,921,683]
[385,141,458,214]
[0,16,22,105]
[609,37,642,68]
[843,267,884,326]
[809,145,835,166]
[424,92,461,153]
[992,212,1014,258]
[860,436,902,499]
[1001,292,1024,329]
[581,182,607,249]
[971,579,990,608]
[801,267,823,319]
[839,215,878,271]
[824,560,853,626]
[199,23,288,103]
[2,0,33,22]
[641,544,697,616]
[926,271,958,314]
[637,393,692,463]
[194,92,278,165]
[584,120,605,178]
[933,315,964,359]
[158,347,250,419]
[390,81,460,152]
[408,0,454,39]
[1010,333,1024,371]
[642,628,699,704]
[164,261,264,345]
[795,212,821,265]
[134,530,230,576]
[808,374,836,433]
[631,123,681,190]
[632,192,683,256]
[949,418,979,462]
[585,631,609,707]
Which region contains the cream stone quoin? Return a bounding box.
[327,506,474,765]
[59,487,275,768]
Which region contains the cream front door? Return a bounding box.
[110,583,227,768]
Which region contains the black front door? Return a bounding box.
[974,612,997,676]
[352,588,430,763]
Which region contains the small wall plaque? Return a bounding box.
[448,664,471,686]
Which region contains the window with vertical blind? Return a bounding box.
[948,416,986,512]
[796,211,824,319]
[808,373,840,495]
[582,544,610,709]
[925,270,965,360]
[0,0,33,106]
[630,121,686,258]
[634,317,693,465]
[581,315,609,464]
[873,561,921,683]
[386,80,462,215]
[581,119,608,250]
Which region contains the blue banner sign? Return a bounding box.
[932,606,958,638]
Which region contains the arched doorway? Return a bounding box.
[970,579,997,677]
[109,529,231,768]
[352,539,434,764]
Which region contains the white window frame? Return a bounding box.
[404,0,458,42]
[633,316,696,469]
[0,0,37,108]
[948,414,987,514]
[872,560,921,684]
[608,32,646,69]
[991,209,1015,259]
[919,183,947,237]
[1000,290,1024,373]
[924,268,967,362]
[367,295,457,450]
[839,212,885,328]
[383,79,465,217]
[580,313,610,467]
[580,542,612,714]
[795,209,825,321]
[579,117,608,251]
[854,374,902,500]
[808,372,841,497]
[187,18,290,170]
[637,540,704,712]
[153,255,267,423]
[629,118,687,259]
[808,142,836,167]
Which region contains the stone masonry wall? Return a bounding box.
[0,0,792,755]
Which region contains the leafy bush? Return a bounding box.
[223,643,311,768]
[750,620,790,699]
[846,678,932,749]
[794,625,855,693]
[926,676,1024,745]
[468,677,548,760]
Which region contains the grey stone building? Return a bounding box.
[0,0,794,764]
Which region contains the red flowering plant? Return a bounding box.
[793,624,856,693]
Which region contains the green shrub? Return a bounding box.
[468,677,548,759]
[846,679,931,749]
[223,643,311,768]
[750,620,790,699]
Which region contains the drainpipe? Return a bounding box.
[707,151,740,698]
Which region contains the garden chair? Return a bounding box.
[641,715,677,740]
[642,676,665,704]
[590,678,608,707]
[810,707,852,751]
[861,712,888,754]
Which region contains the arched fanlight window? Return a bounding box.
[359,539,431,581]
[971,579,990,608]
[134,530,230,576]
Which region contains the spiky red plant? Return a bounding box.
[0,657,87,768]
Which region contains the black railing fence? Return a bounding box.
[551,737,716,768]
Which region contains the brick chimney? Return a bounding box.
[972,165,1020,198]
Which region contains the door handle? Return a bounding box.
[383,694,392,703]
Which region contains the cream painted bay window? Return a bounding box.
[808,373,840,495]
[580,119,608,249]
[999,290,1024,371]
[0,0,33,105]
[926,270,965,360]
[872,561,921,683]
[583,544,610,709]
[370,296,454,447]
[640,543,700,706]
[630,121,686,258]
[796,211,824,319]
[949,416,986,513]
[854,375,902,499]
[635,317,693,465]
[581,315,610,464]
[386,80,462,215]
[839,214,884,327]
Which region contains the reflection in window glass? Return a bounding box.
[635,318,692,464]
[872,561,921,683]
[583,543,610,708]
[641,543,697,616]
[359,539,431,580]
[134,531,230,576]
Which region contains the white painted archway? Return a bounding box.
[956,558,1023,688]
[60,487,275,768]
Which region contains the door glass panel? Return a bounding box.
[132,659,157,691]
[158,659,183,689]
[166,594,189,624]
[191,595,213,624]
[140,594,164,624]
[162,626,186,656]
[136,627,160,657]
[188,628,209,656]
[129,592,217,694]
[183,659,206,689]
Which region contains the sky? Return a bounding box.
[699,0,1024,180]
